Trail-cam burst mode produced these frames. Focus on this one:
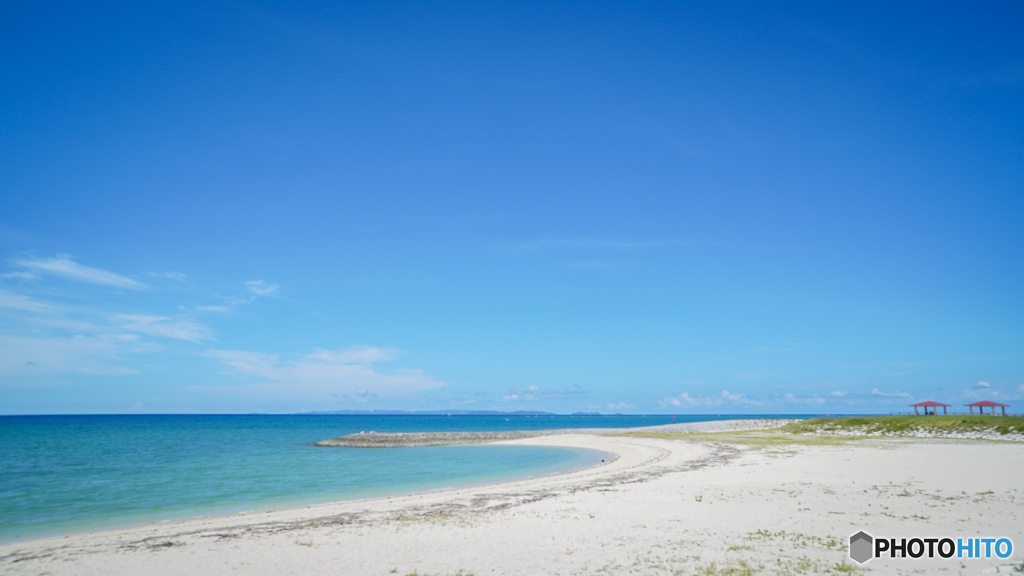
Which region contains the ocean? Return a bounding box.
[0,413,803,542]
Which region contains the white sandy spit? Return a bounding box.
[2,420,1022,575]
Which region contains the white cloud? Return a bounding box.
[306,346,396,364]
[204,346,447,398]
[659,390,763,407]
[963,381,1003,400]
[783,393,826,405]
[0,290,54,313]
[871,388,912,398]
[721,390,752,403]
[659,392,717,407]
[1,271,35,280]
[223,280,281,305]
[12,255,146,290]
[151,272,188,281]
[499,385,577,402]
[831,390,847,397]
[502,385,539,401]
[0,332,151,376]
[607,402,635,411]
[721,390,764,405]
[244,280,279,296]
[110,314,212,343]
[196,305,232,313]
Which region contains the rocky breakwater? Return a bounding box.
[313,430,554,447]
[313,419,794,447]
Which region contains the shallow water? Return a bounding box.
[0,414,802,541]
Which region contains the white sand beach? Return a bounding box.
[2,421,1022,575]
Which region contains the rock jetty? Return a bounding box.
[313,419,794,447]
[314,430,555,447]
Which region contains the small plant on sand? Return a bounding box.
[697,560,757,576]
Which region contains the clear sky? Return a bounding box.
[1,1,1022,415]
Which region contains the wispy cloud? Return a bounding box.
[659,390,763,407]
[0,257,215,378]
[870,388,913,399]
[204,346,447,398]
[721,390,761,404]
[196,305,232,313]
[12,255,146,289]
[607,402,635,411]
[110,314,212,343]
[782,393,825,405]
[0,332,153,376]
[224,280,281,305]
[243,280,279,296]
[0,290,54,313]
[500,385,585,402]
[962,380,1006,400]
[502,385,540,402]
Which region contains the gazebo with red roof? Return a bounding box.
[965,400,1010,416]
[910,401,950,416]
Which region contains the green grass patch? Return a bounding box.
[617,430,858,446]
[620,415,1024,445]
[780,415,1024,436]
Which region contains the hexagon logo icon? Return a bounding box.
[849,531,873,564]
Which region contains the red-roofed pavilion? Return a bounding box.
[910,401,950,415]
[965,400,1010,416]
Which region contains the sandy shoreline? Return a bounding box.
[3,420,1022,575]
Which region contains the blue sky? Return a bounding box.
[1,1,1022,414]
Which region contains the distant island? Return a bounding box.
[297,409,560,416]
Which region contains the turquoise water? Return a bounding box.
[0,414,805,542]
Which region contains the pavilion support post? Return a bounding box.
[914,407,919,415]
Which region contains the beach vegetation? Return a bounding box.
[697,560,758,575]
[617,430,857,447]
[780,415,1024,437]
[627,416,1024,445]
